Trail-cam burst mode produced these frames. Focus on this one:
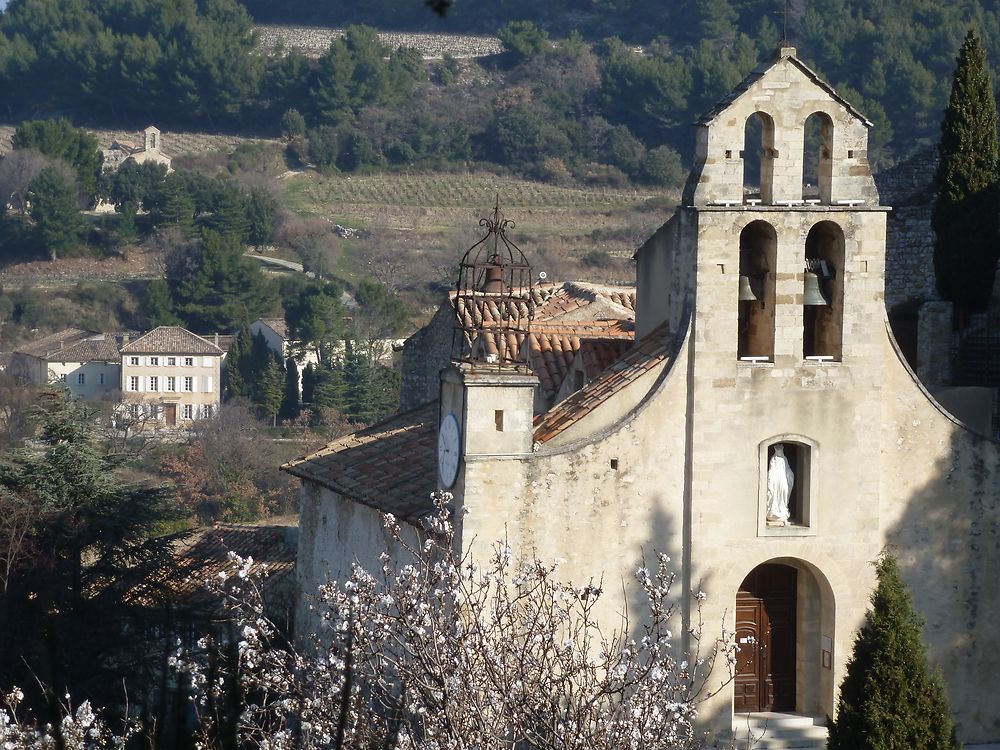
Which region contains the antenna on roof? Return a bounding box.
[781,0,790,44]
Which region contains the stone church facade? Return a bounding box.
[285,47,1000,744]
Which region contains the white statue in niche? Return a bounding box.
[766,444,794,525]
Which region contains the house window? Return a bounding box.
[129,376,140,391]
[129,404,141,419]
[77,373,85,385]
[184,376,194,392]
[167,357,176,366]
[184,357,194,367]
[183,404,193,420]
[60,373,67,383]
[204,405,214,418]
[130,356,140,366]
[99,373,105,385]
[149,376,159,392]
[759,437,817,536]
[149,356,159,366]
[167,376,176,391]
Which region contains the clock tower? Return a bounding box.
[437,204,539,545]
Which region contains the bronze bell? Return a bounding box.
[738,274,758,302]
[803,272,830,306]
[480,264,506,294]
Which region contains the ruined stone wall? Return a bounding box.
[253,25,503,59]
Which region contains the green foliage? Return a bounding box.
[246,188,277,249]
[279,357,301,422]
[828,554,959,750]
[306,126,341,170]
[932,29,1000,316]
[254,356,285,423]
[642,145,684,186]
[0,0,262,126]
[281,107,307,139]
[301,362,317,405]
[27,167,84,260]
[163,230,278,332]
[203,184,250,243]
[150,172,197,234]
[13,118,101,196]
[99,160,168,211]
[310,26,423,126]
[284,280,346,362]
[0,390,179,713]
[498,21,551,65]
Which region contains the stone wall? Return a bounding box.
[875,145,938,313]
[253,25,503,59]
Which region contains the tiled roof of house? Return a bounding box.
[122,524,296,611]
[698,49,871,127]
[527,321,634,398]
[532,322,673,444]
[15,329,133,362]
[120,326,224,355]
[282,402,439,522]
[257,318,289,339]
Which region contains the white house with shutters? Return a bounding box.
[117,327,223,428]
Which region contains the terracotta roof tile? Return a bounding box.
[282,402,438,522]
[533,322,673,444]
[15,328,97,358]
[123,524,296,611]
[526,320,634,399]
[121,326,224,355]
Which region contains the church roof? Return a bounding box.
[528,321,634,398]
[697,47,872,128]
[533,322,673,444]
[282,402,439,522]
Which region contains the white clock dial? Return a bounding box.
[438,411,461,489]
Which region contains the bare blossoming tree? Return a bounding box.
[178,492,737,750]
[0,689,135,750]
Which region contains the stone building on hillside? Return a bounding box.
[284,47,1000,746]
[102,125,172,173]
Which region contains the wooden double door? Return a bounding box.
[734,563,797,713]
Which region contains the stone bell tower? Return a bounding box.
[636,46,891,723]
[438,204,538,546]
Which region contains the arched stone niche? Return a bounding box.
[738,220,778,362]
[757,434,819,536]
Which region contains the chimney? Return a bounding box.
[214,332,219,346]
[122,333,130,346]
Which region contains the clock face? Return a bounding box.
[438,411,461,489]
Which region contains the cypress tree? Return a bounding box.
[932,29,1000,320]
[828,554,958,750]
[255,357,285,426]
[279,357,301,421]
[301,362,317,405]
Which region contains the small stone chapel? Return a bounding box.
[285,47,1000,745]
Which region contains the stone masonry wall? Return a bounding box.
[253,25,503,59]
[875,145,938,312]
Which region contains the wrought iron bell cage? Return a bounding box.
[451,201,534,369]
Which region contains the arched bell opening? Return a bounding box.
[734,559,836,718]
[802,112,834,203]
[742,112,776,204]
[738,221,777,361]
[803,221,845,361]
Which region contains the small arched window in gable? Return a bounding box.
[738,220,777,362]
[742,112,776,204]
[802,112,834,203]
[803,221,845,362]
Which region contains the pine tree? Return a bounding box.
[254,357,285,426]
[279,356,301,421]
[932,29,1000,319]
[828,554,958,750]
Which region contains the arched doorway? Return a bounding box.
[735,563,797,712]
[734,560,836,717]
